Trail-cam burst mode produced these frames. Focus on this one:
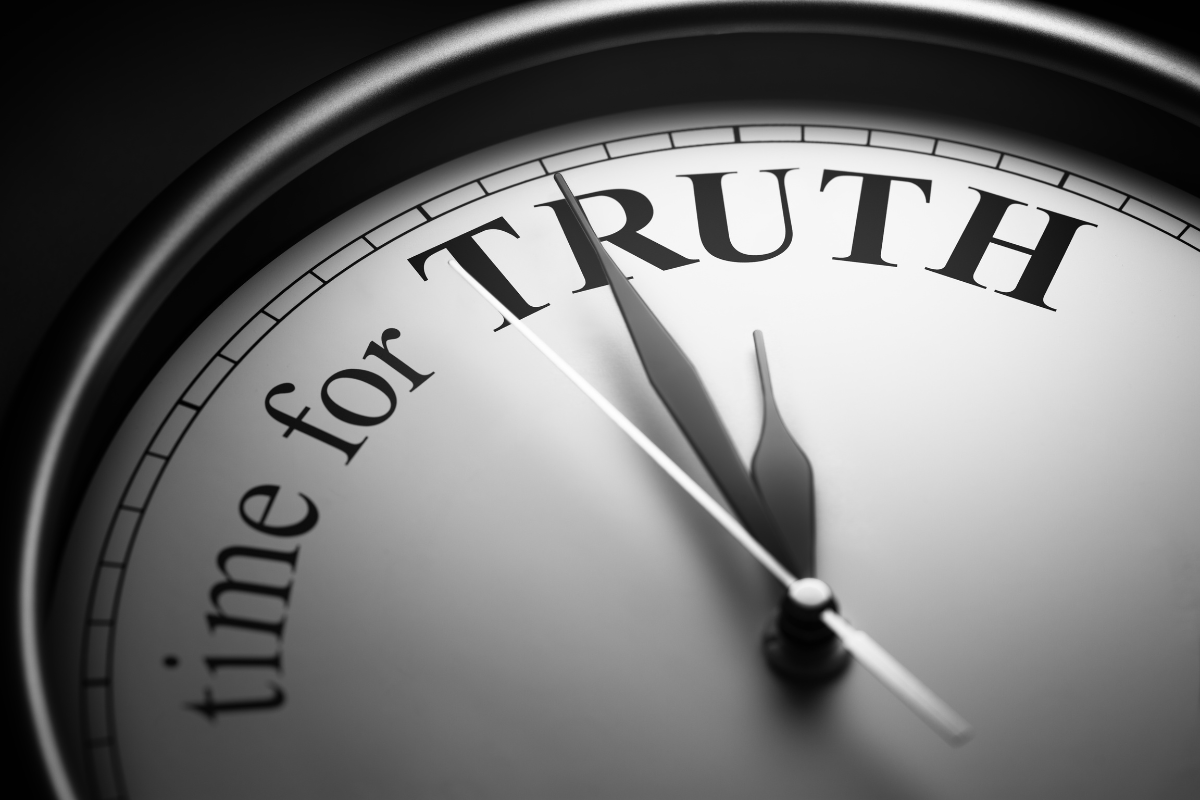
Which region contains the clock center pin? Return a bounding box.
[764,578,851,681]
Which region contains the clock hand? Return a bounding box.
[447,254,973,747]
[447,254,791,584]
[750,330,815,578]
[820,593,974,746]
[552,172,795,571]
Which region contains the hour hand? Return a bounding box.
[750,331,814,577]
[552,172,793,571]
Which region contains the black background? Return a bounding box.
[1,1,1192,796]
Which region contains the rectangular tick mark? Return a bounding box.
[220,314,275,362]
[181,356,234,408]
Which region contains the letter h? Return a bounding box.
[928,188,1094,311]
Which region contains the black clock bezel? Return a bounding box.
[9,1,1200,797]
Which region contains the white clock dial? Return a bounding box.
[45,102,1200,799]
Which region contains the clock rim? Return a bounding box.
[12,2,1200,798]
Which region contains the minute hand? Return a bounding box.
[553,173,793,571]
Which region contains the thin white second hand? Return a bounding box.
[446,255,795,587]
[448,255,972,745]
[822,609,974,745]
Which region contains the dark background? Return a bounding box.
[0,1,1192,796]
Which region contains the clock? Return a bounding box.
[8,1,1200,797]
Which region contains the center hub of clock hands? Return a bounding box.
[443,172,973,747]
[764,578,852,681]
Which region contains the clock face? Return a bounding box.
[43,100,1200,798]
